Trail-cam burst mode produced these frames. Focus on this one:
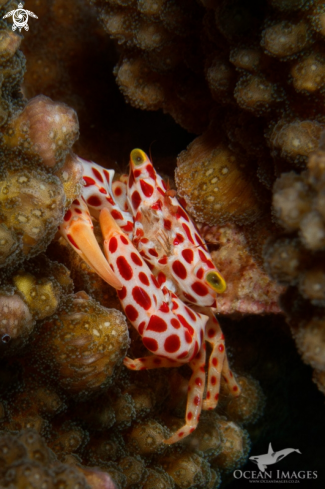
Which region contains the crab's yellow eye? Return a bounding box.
[206,271,227,294]
[130,149,146,166]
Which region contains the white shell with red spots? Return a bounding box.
[126,151,222,307]
[60,149,241,445]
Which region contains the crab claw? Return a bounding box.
[60,200,122,290]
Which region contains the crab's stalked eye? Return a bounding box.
[131,149,146,166]
[205,271,227,294]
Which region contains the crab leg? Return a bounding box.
[124,355,182,370]
[59,198,122,290]
[165,345,207,444]
[198,307,241,410]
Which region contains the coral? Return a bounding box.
[198,222,284,315]
[264,148,325,390]
[31,291,129,399]
[0,255,73,355]
[175,127,264,227]
[0,162,66,268]
[2,95,79,170]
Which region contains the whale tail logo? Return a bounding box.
[249,443,301,472]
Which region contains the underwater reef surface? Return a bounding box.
[0,0,324,488]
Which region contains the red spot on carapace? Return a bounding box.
[140,179,154,197]
[211,376,217,386]
[157,272,166,285]
[92,167,104,183]
[151,200,162,211]
[195,233,205,248]
[141,238,149,244]
[128,170,134,188]
[218,344,224,352]
[114,186,122,196]
[164,219,172,230]
[67,234,79,250]
[153,358,161,365]
[183,292,197,303]
[177,315,194,336]
[150,274,160,288]
[215,393,219,401]
[187,412,193,421]
[146,164,155,180]
[159,302,169,313]
[178,432,184,438]
[208,328,215,338]
[138,321,145,335]
[83,176,96,187]
[75,208,82,214]
[125,304,138,321]
[181,249,194,264]
[206,391,211,399]
[87,196,102,207]
[172,260,187,280]
[103,169,110,184]
[120,235,128,245]
[194,396,200,406]
[182,223,195,244]
[177,351,189,359]
[173,233,185,246]
[132,190,141,210]
[212,358,218,367]
[64,210,72,221]
[143,337,158,352]
[111,209,123,220]
[106,195,115,205]
[135,227,144,238]
[117,286,127,300]
[117,256,133,280]
[185,306,196,321]
[139,272,149,286]
[109,237,118,253]
[132,286,152,310]
[195,378,202,386]
[164,335,181,353]
[184,331,192,344]
[147,315,167,333]
[134,169,141,178]
[190,428,195,433]
[192,282,209,296]
[233,386,239,392]
[99,187,107,194]
[130,253,142,267]
[198,250,215,269]
[171,318,180,329]
[73,199,80,205]
[176,206,189,222]
[148,248,158,257]
[196,268,204,280]
[158,256,168,265]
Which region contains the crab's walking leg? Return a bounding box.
[165,346,207,444]
[199,308,241,410]
[59,198,122,290]
[124,356,182,370]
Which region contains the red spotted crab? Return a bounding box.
[59,149,241,444]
